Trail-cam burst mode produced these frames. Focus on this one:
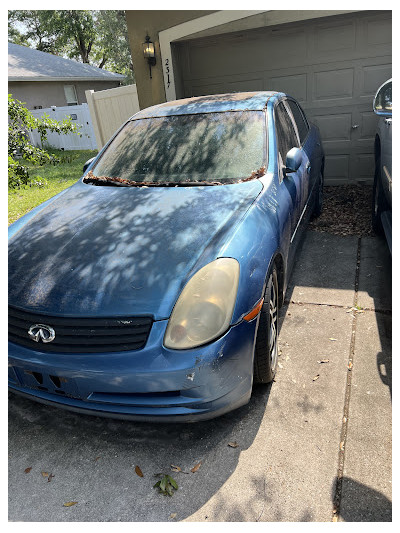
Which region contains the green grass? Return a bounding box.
[8,149,98,225]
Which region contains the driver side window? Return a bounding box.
[275,102,299,179]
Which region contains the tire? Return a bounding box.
[372,155,386,234]
[312,169,324,218]
[253,266,279,384]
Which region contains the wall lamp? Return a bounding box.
[143,35,156,79]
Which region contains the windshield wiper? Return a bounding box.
[83,171,223,187]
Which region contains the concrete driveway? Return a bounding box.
[8,230,392,522]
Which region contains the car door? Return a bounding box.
[381,114,392,207]
[274,100,309,259]
[373,79,392,202]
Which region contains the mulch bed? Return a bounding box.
[309,184,374,237]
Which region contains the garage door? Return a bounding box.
[174,11,392,184]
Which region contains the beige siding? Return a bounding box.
[85,84,140,150]
[8,80,122,110]
[125,10,216,110]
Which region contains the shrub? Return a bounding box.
[8,94,78,188]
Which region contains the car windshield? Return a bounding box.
[89,111,266,185]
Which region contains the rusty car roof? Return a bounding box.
[131,91,282,119]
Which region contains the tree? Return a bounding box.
[94,11,134,84]
[8,95,78,189]
[8,10,134,84]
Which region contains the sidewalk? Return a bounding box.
[8,230,392,522]
[278,231,392,522]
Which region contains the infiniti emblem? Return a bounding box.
[28,324,56,343]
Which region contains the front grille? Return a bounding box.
[8,306,153,353]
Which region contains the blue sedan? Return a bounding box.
[8,91,324,422]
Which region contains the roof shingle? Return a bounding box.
[8,42,125,82]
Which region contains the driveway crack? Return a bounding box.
[332,237,361,521]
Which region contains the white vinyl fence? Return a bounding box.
[85,84,140,150]
[28,103,97,151]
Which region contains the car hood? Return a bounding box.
[8,179,263,319]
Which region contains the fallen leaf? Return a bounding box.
[47,473,55,482]
[63,502,78,507]
[94,456,101,461]
[41,471,49,478]
[135,465,144,477]
[170,465,181,473]
[312,374,320,381]
[191,461,202,473]
[348,361,353,370]
[170,513,177,519]
[24,467,32,474]
[317,359,330,364]
[228,441,239,448]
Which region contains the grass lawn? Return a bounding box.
[8,149,97,225]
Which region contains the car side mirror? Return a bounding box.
[373,79,392,117]
[83,157,95,174]
[285,147,302,174]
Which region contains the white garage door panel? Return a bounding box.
[359,112,378,141]
[314,22,355,53]
[176,10,391,184]
[313,114,352,142]
[314,69,355,101]
[324,155,350,184]
[224,78,264,93]
[365,18,392,45]
[360,63,392,96]
[268,74,307,103]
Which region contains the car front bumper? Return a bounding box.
[8,318,258,422]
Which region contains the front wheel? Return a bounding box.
[253,266,279,384]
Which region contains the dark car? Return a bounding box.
[8,91,324,422]
[372,78,392,253]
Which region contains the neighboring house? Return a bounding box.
[125,10,392,184]
[8,42,125,110]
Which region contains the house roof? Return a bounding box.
[8,42,125,82]
[132,91,281,119]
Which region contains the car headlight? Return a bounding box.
[164,258,240,350]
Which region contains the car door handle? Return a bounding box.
[384,118,392,126]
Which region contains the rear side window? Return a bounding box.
[287,100,309,144]
[274,102,299,165]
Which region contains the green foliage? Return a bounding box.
[8,94,78,189]
[153,474,178,496]
[8,10,134,84]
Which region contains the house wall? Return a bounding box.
[125,10,216,110]
[8,80,122,110]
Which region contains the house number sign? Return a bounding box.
[164,58,171,88]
